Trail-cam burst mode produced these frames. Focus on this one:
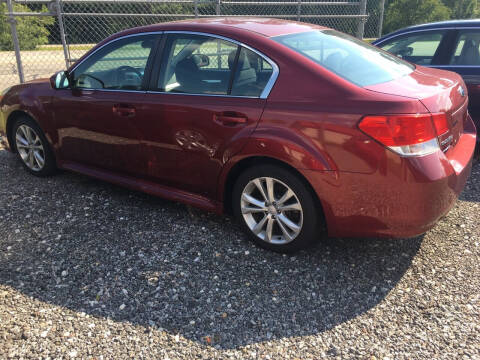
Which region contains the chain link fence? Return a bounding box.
[1,0,384,90]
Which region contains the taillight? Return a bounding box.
[359,113,449,156]
[432,113,449,136]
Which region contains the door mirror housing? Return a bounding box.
[192,54,210,68]
[50,71,70,89]
[395,46,413,59]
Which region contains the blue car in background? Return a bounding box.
[373,20,480,146]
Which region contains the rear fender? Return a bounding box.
[217,130,338,203]
[239,130,336,172]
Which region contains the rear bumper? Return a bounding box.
[305,114,476,239]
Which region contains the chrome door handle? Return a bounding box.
[113,104,136,117]
[214,113,248,126]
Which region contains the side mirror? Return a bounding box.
[50,70,70,89]
[395,46,414,59]
[192,54,210,68]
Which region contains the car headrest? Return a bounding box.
[228,50,251,71]
[175,56,202,86]
[227,50,257,90]
[324,52,344,73]
[459,39,480,65]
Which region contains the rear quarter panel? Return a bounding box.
[239,51,430,175]
[218,50,430,205]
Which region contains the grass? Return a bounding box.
[37,44,94,51]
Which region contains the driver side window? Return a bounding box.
[379,30,446,65]
[72,34,157,90]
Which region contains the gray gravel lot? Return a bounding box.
[0,144,479,359]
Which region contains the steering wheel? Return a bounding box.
[116,65,143,87]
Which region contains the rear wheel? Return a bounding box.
[233,164,323,253]
[12,116,56,176]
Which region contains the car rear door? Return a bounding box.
[52,33,160,177]
[136,32,277,198]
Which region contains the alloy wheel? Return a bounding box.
[15,125,45,172]
[240,177,303,244]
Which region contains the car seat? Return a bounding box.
[458,39,480,65]
[175,56,204,93]
[228,50,258,96]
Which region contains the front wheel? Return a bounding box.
[12,116,56,176]
[233,164,324,253]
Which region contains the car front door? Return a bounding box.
[137,32,277,198]
[435,29,480,127]
[52,33,160,177]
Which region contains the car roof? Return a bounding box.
[123,17,326,38]
[374,19,480,43]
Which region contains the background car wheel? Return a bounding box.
[233,164,324,253]
[12,116,56,177]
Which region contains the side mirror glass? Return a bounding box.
[51,71,70,89]
[395,46,413,59]
[192,54,210,68]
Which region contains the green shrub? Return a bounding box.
[0,3,54,51]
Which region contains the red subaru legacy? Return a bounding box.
[0,19,476,252]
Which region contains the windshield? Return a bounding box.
[272,30,415,87]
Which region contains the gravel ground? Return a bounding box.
[0,144,479,359]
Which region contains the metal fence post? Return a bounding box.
[6,0,25,83]
[356,0,367,39]
[55,0,70,69]
[297,0,301,22]
[377,0,386,38]
[194,0,198,18]
[216,0,221,69]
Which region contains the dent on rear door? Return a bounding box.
[138,93,266,198]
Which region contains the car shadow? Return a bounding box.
[459,159,479,203]
[0,150,422,349]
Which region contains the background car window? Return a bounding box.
[379,31,445,65]
[274,30,414,87]
[158,34,238,95]
[449,31,480,65]
[73,35,156,90]
[230,47,273,97]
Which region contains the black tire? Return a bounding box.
[232,164,324,253]
[12,116,56,177]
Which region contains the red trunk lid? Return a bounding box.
[364,66,468,152]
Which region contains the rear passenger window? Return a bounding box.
[449,31,480,65]
[231,47,273,97]
[156,33,276,98]
[158,34,238,95]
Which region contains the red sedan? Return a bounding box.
[0,18,476,253]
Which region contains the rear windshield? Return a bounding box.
[272,30,415,87]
